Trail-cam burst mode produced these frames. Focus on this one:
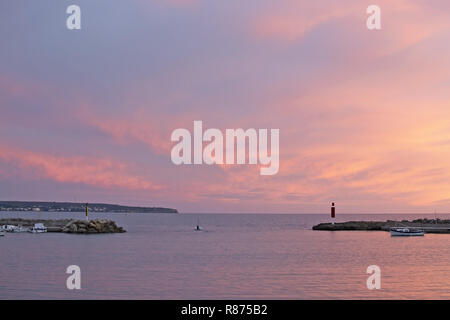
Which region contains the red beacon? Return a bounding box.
[331,202,336,224]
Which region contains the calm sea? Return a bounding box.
[0,212,449,299]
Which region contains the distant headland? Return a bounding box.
[0,201,178,214]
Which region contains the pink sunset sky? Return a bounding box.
[1,0,450,213]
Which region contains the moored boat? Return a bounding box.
[2,225,29,233]
[1,225,15,232]
[12,226,29,233]
[390,227,424,236]
[28,223,47,234]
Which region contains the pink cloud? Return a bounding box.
[253,2,356,42]
[3,1,450,213]
[77,108,189,156]
[252,0,450,58]
[0,142,163,191]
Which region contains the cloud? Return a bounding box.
[252,2,357,42]
[0,142,162,191]
[251,0,450,58]
[2,1,450,212]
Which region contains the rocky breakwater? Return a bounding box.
[62,219,126,234]
[313,219,450,233]
[0,218,126,233]
[313,221,387,231]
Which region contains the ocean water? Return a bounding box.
[0,212,450,300]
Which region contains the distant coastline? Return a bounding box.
[0,201,178,214]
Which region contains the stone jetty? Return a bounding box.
[62,219,126,234]
[0,218,126,234]
[313,218,450,234]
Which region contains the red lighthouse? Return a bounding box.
[331,202,336,224]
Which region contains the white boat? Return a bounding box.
[11,226,29,233]
[2,225,17,232]
[390,227,424,237]
[28,223,47,233]
[2,225,28,233]
[0,231,5,237]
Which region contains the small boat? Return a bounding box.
[195,218,203,231]
[3,225,28,233]
[11,226,29,233]
[0,231,5,237]
[390,227,424,237]
[2,225,17,232]
[28,223,47,234]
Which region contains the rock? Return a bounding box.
[69,224,78,233]
[62,219,127,234]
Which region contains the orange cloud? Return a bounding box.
[0,142,162,191]
[3,0,448,213]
